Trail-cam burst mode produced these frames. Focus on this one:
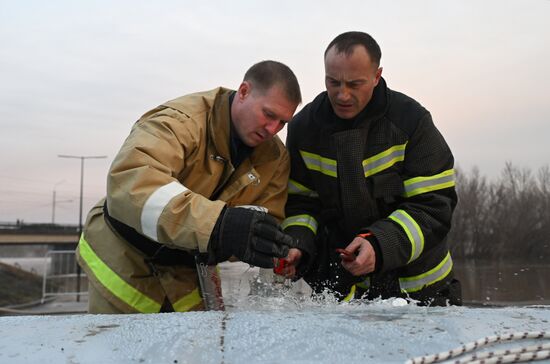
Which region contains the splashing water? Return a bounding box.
[218,261,421,314]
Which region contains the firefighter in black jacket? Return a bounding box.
[282,31,461,306]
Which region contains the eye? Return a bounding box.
[264,110,276,119]
[326,77,340,87]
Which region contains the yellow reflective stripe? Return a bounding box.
[388,209,424,263]
[173,287,202,312]
[363,143,407,178]
[78,234,162,313]
[343,284,356,302]
[403,169,456,198]
[357,277,371,290]
[300,150,337,178]
[399,252,453,293]
[288,179,319,198]
[282,214,318,234]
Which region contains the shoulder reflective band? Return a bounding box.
[403,169,455,198]
[343,284,357,302]
[288,179,319,198]
[78,234,162,313]
[299,150,337,178]
[141,181,189,242]
[363,143,407,178]
[388,209,424,263]
[399,252,452,293]
[173,287,202,312]
[281,214,318,234]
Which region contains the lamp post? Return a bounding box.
[58,155,107,232]
[52,180,73,224]
[58,154,107,301]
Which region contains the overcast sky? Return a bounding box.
[1,0,549,224]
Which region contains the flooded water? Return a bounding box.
[454,261,550,305]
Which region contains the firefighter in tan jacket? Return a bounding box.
[76,61,302,313]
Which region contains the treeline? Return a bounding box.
[448,163,550,263]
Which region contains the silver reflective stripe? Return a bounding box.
[141,181,188,242]
[281,214,318,234]
[388,209,424,263]
[236,205,268,213]
[403,169,456,198]
[299,150,337,178]
[399,252,453,293]
[362,143,407,178]
[288,179,319,198]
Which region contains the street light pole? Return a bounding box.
[52,180,72,224]
[58,155,107,232]
[52,187,57,224]
[52,193,73,224]
[58,154,107,301]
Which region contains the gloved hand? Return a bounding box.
[207,207,296,268]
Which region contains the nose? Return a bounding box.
[264,119,282,136]
[337,86,351,102]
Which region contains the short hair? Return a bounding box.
[324,31,382,67]
[243,60,302,105]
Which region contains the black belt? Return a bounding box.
[103,202,196,267]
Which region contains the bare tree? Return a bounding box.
[450,163,550,264]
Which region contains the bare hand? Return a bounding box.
[273,248,302,278]
[340,236,376,276]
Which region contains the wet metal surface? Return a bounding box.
[1,301,550,363]
[1,262,550,363]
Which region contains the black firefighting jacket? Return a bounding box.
[283,78,459,303]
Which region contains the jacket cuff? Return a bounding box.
[364,220,407,272]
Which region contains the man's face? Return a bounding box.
[233,82,298,147]
[324,45,382,120]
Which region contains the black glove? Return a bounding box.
[207,207,296,268]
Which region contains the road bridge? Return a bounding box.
[0,223,79,246]
[0,233,78,245]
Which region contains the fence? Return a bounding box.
[41,250,87,303]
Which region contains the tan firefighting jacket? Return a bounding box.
[76,87,290,313]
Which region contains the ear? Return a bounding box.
[237,81,251,100]
[373,67,383,86]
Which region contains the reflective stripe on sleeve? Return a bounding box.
[363,143,407,178]
[236,205,268,212]
[78,234,162,313]
[288,179,319,198]
[343,284,357,302]
[141,181,189,242]
[173,287,203,312]
[299,150,337,178]
[282,214,318,234]
[403,169,455,198]
[399,252,453,293]
[388,209,424,263]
